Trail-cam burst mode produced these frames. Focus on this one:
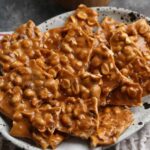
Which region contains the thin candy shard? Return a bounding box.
[57,97,99,139]
[90,106,133,147]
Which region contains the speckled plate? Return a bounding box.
[0,7,150,150]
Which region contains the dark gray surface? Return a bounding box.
[0,0,150,31]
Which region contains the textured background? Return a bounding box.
[0,0,150,31]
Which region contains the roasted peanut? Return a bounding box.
[137,22,149,34]
[72,78,80,95]
[77,11,88,20]
[121,68,129,76]
[11,42,19,49]
[66,104,74,113]
[13,112,23,120]
[62,42,73,53]
[127,87,138,98]
[61,79,71,89]
[34,80,44,87]
[11,93,21,105]
[91,56,102,67]
[0,78,4,88]
[31,98,40,107]
[48,68,57,78]
[21,39,32,48]
[0,55,13,63]
[24,89,35,97]
[91,85,101,98]
[73,108,80,117]
[45,79,58,91]
[101,63,110,75]
[2,42,10,49]
[73,60,83,70]
[44,113,53,123]
[80,85,90,99]
[10,61,23,69]
[34,117,46,126]
[13,75,22,85]
[126,52,136,61]
[61,114,72,127]
[49,53,60,66]
[122,46,132,55]
[60,55,68,64]
[39,88,52,99]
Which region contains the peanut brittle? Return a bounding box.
[110,30,142,69]
[44,26,94,74]
[110,22,150,95]
[90,106,133,147]
[127,19,150,64]
[32,131,66,149]
[11,119,66,149]
[58,68,102,101]
[101,16,124,40]
[107,80,143,106]
[120,56,150,96]
[65,4,99,35]
[56,97,99,139]
[88,43,142,106]
[0,20,44,74]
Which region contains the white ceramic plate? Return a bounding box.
[0,7,150,150]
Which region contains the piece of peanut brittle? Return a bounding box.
[127,19,150,64]
[55,97,99,139]
[65,4,99,35]
[10,119,31,138]
[90,106,133,147]
[11,119,66,149]
[0,20,44,74]
[44,26,95,74]
[110,22,150,96]
[120,56,150,96]
[110,30,143,69]
[101,16,125,41]
[88,43,142,106]
[32,130,67,149]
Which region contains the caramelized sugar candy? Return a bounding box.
[101,16,124,41]
[91,106,133,146]
[126,19,150,95]
[0,20,44,74]
[88,43,142,106]
[0,4,146,150]
[0,60,65,149]
[127,19,150,64]
[56,97,99,139]
[109,20,150,96]
[65,4,99,35]
[65,5,142,106]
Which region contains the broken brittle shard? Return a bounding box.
[90,106,133,147]
[109,19,150,96]
[56,97,99,139]
[88,43,142,106]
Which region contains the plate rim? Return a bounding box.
[38,6,150,30]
